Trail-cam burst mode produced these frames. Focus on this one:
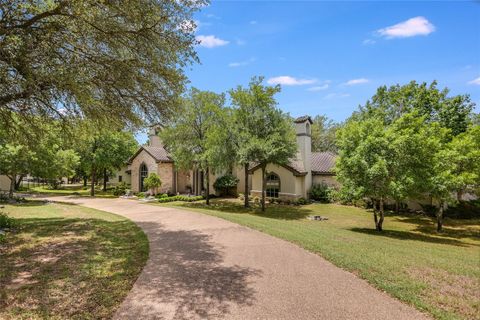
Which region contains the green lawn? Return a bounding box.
[153,199,480,320]
[21,184,117,198]
[0,201,148,319]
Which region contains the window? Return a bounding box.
[266,172,280,198]
[139,163,148,191]
[118,175,122,183]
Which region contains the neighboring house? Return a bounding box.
[249,116,337,201]
[116,116,337,197]
[0,175,11,192]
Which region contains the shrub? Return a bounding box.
[143,173,162,195]
[0,212,14,229]
[445,200,480,219]
[238,193,245,201]
[157,195,204,203]
[112,182,128,196]
[137,192,145,198]
[295,197,308,205]
[253,196,260,204]
[155,193,168,199]
[213,174,239,196]
[309,183,335,203]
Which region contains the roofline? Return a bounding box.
[293,116,313,124]
[312,171,336,176]
[248,163,307,176]
[126,146,173,164]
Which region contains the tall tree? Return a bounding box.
[311,115,340,152]
[356,81,475,137]
[0,0,205,129]
[161,88,226,205]
[229,77,297,209]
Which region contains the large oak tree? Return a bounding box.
[0,0,205,129]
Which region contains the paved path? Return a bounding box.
[47,197,430,320]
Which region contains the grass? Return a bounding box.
[20,184,117,198]
[0,201,149,319]
[152,199,480,320]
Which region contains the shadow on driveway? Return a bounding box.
[116,220,262,319]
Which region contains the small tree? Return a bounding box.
[213,174,239,196]
[143,173,162,195]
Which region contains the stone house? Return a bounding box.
[118,116,338,199]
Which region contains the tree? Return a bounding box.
[336,118,393,230]
[311,115,340,152]
[0,0,206,130]
[229,77,296,210]
[74,125,138,196]
[0,117,80,195]
[161,88,226,205]
[143,173,162,195]
[356,81,475,138]
[427,124,480,231]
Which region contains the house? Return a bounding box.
[249,116,337,201]
[123,127,218,195]
[119,116,337,199]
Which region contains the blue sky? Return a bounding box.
[138,0,480,143]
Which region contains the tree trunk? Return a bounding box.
[437,200,444,232]
[456,190,463,202]
[377,198,385,231]
[261,165,266,212]
[395,200,400,214]
[244,164,249,208]
[15,174,24,190]
[206,167,210,205]
[372,198,379,229]
[8,175,15,198]
[103,168,107,191]
[83,176,87,187]
[90,167,96,197]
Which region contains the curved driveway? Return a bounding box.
[48,197,430,320]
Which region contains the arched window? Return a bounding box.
[139,163,148,191]
[266,172,280,198]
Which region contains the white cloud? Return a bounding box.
[196,35,229,48]
[307,84,329,91]
[377,16,435,39]
[468,77,480,85]
[228,58,256,67]
[324,93,350,100]
[362,39,376,45]
[267,76,316,86]
[344,78,369,86]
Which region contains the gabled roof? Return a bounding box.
[294,115,313,124]
[311,152,336,175]
[248,158,308,176]
[127,145,173,164]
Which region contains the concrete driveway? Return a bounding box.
[46,197,430,320]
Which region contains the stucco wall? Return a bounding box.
[176,170,191,194]
[130,150,159,192]
[250,164,304,200]
[312,175,340,189]
[0,175,11,192]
